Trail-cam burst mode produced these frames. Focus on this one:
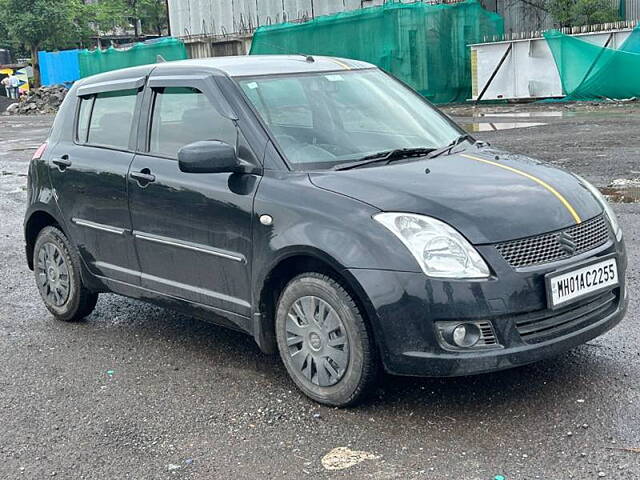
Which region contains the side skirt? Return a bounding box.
[96,274,253,335]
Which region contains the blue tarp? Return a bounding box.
[38,49,81,86]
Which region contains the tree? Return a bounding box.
[138,0,169,36]
[548,0,619,27]
[572,0,620,25]
[90,0,168,39]
[0,0,89,87]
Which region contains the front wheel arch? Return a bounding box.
[255,251,379,357]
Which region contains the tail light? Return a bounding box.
[32,142,48,160]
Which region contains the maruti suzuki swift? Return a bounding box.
[24,56,628,406]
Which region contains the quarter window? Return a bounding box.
[149,87,237,158]
[76,97,93,143]
[86,89,138,150]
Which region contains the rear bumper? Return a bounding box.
[347,239,628,377]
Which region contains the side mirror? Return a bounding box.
[178,140,246,174]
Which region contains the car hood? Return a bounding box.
[308,149,602,244]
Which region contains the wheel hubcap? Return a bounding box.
[36,242,70,307]
[285,296,349,387]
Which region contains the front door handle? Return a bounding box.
[52,155,72,170]
[130,169,156,186]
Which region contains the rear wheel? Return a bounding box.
[275,273,378,407]
[33,226,98,322]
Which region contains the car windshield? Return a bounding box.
[237,69,463,170]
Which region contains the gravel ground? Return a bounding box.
[0,106,638,480]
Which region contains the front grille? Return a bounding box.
[515,290,617,344]
[496,215,610,268]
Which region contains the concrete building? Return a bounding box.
[167,0,640,58]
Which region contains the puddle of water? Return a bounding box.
[7,146,39,152]
[463,122,547,132]
[479,111,564,118]
[599,185,640,203]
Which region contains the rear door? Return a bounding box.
[48,77,145,285]
[127,73,261,320]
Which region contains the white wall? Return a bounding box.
[471,29,633,100]
[168,0,391,37]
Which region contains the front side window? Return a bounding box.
[238,69,462,170]
[149,87,237,158]
[87,89,138,150]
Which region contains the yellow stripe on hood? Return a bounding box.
[460,153,582,224]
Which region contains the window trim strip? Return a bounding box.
[77,76,146,97]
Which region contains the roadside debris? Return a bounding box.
[607,446,640,453]
[5,85,68,115]
[320,447,380,471]
[600,178,640,204]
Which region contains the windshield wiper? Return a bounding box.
[332,147,435,171]
[426,134,475,159]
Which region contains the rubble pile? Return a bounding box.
[5,85,68,115]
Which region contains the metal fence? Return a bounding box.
[168,0,640,40]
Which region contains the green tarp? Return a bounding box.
[545,24,640,100]
[250,0,503,104]
[79,38,188,78]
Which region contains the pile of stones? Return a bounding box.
[5,85,68,115]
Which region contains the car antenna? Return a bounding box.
[256,40,314,62]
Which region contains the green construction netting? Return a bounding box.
[250,0,503,104]
[544,24,640,100]
[79,38,188,78]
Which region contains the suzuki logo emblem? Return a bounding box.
[557,232,577,255]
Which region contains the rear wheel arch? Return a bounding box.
[25,210,63,270]
[255,250,379,355]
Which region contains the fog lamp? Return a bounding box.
[452,323,480,347]
[436,320,499,350]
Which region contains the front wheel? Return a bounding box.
[275,273,378,407]
[33,226,98,322]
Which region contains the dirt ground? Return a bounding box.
[0,104,639,479]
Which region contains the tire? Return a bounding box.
[275,273,378,407]
[33,226,98,322]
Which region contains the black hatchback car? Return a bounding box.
[25,55,627,406]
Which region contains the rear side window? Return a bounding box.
[149,87,237,158]
[85,89,138,150]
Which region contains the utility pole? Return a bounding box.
[165,0,171,35]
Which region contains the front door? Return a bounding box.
[48,85,143,285]
[127,79,260,320]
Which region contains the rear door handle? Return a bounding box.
[130,169,156,185]
[52,155,72,170]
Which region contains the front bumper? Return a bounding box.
[347,238,628,377]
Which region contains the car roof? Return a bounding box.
[164,55,376,77]
[76,55,376,87]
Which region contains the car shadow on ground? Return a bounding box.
[76,293,615,416]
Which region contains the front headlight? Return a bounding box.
[575,175,622,241]
[374,213,490,279]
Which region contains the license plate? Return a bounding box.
[547,257,618,308]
